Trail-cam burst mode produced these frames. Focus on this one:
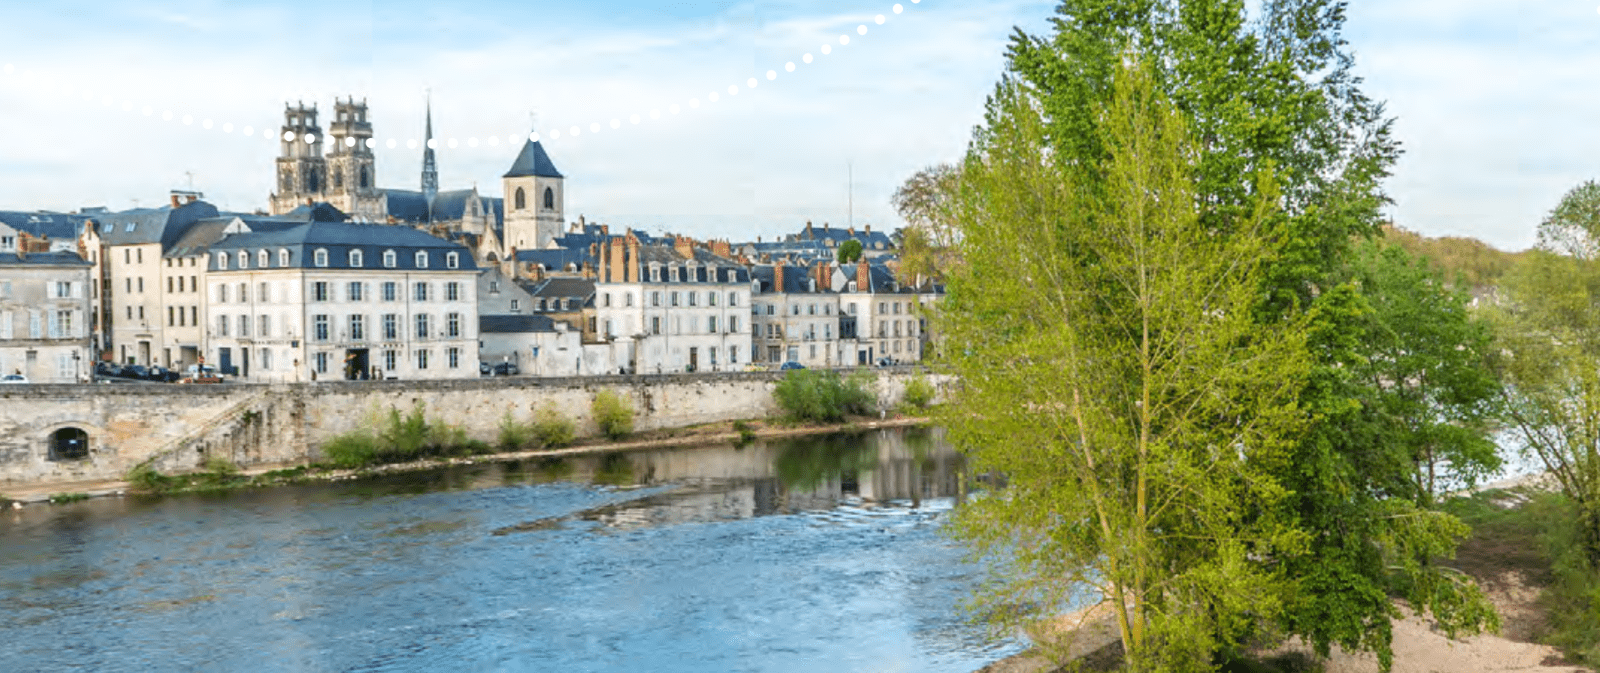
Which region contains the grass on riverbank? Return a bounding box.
[126,458,313,495]
[322,404,492,469]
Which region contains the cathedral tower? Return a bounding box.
[421,99,439,211]
[269,103,327,215]
[324,97,387,222]
[501,137,565,250]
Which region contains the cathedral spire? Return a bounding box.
[420,93,439,210]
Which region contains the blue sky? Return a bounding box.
[0,0,1590,250]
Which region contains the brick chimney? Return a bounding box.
[856,261,869,291]
[804,220,814,240]
[625,234,640,283]
[710,239,731,259]
[170,193,182,208]
[607,237,626,283]
[774,261,785,293]
[674,235,695,260]
[864,224,871,235]
[813,261,829,291]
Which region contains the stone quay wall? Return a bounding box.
[0,369,946,489]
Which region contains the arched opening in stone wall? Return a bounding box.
[49,428,89,461]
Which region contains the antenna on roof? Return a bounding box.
[847,160,853,231]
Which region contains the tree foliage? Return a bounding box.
[836,238,864,264]
[1493,179,1600,565]
[1379,225,1523,291]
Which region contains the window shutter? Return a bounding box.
[1,311,11,339]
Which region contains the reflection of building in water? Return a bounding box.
[857,428,966,504]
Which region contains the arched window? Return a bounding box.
[333,170,343,189]
[359,165,370,189]
[258,250,269,268]
[49,427,89,461]
[305,170,320,193]
[237,251,248,269]
[515,187,526,210]
[278,249,291,267]
[543,187,554,209]
[313,248,329,268]
[415,251,429,269]
[383,249,397,268]
[349,249,363,267]
[446,252,459,269]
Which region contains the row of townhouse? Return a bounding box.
[750,259,938,368]
[0,212,98,382]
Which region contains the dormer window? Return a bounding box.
[216,253,227,270]
[383,249,397,268]
[313,248,329,267]
[650,265,660,282]
[670,266,679,282]
[446,252,459,269]
[258,250,269,267]
[278,249,291,267]
[848,281,858,292]
[415,251,429,269]
[237,251,248,269]
[349,249,364,267]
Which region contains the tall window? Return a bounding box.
[278,249,290,267]
[259,314,271,338]
[383,250,397,268]
[446,312,460,338]
[349,314,365,341]
[447,347,460,369]
[651,317,661,335]
[415,349,430,370]
[415,251,429,268]
[258,250,269,268]
[515,187,526,210]
[415,313,430,339]
[446,282,460,301]
[730,316,740,333]
[414,282,429,302]
[218,314,229,337]
[219,284,229,303]
[216,253,227,270]
[382,281,397,302]
[238,315,250,337]
[349,249,364,267]
[315,352,329,374]
[313,315,329,341]
[446,252,459,269]
[383,314,398,340]
[543,187,554,209]
[312,282,329,302]
[708,316,718,333]
[238,251,248,269]
[314,248,328,267]
[729,292,738,307]
[260,282,270,303]
[347,281,363,301]
[383,349,397,371]
[708,292,717,307]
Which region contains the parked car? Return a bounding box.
[182,364,223,384]
[875,357,896,368]
[780,361,806,371]
[479,362,492,377]
[146,366,182,383]
[0,374,27,384]
[123,365,151,380]
[94,362,119,378]
[493,362,520,376]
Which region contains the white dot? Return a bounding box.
[767,70,777,80]
[747,77,758,88]
[426,138,437,149]
[447,138,458,148]
[408,139,418,149]
[304,133,317,144]
[841,35,851,44]
[570,126,581,136]
[550,130,560,139]
[242,125,253,136]
[530,132,540,142]
[202,119,213,129]
[222,123,233,133]
[182,115,193,125]
[487,136,498,146]
[387,138,398,148]
[669,104,679,113]
[875,14,885,24]
[709,92,719,102]
[283,131,297,141]
[590,122,600,132]
[344,136,356,147]
[894,3,903,12]
[610,119,620,129]
[821,45,832,55]
[630,114,640,124]
[858,25,868,35]
[786,62,796,72]
[804,53,813,63]
[264,129,275,139]
[729,84,740,94]
[365,138,377,148]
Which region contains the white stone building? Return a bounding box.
[0,252,94,382]
[750,261,843,367]
[591,234,751,374]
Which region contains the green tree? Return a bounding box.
[836,238,863,264]
[1494,179,1600,564]
[945,60,1312,670]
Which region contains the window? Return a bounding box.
[730,316,740,333]
[414,282,429,302]
[349,315,365,341]
[238,283,247,303]
[791,304,801,316]
[879,302,887,314]
[260,282,269,303]
[218,314,230,337]
[605,319,614,337]
[446,282,460,301]
[446,312,460,338]
[650,317,661,335]
[848,304,857,315]
[54,282,70,298]
[259,314,271,338]
[729,292,738,307]
[688,292,697,307]
[238,251,248,269]
[278,249,290,267]
[650,266,660,282]
[446,252,459,269]
[239,315,250,337]
[315,352,328,374]
[808,304,816,315]
[219,284,229,303]
[670,292,679,307]
[383,350,397,370]
[383,314,398,340]
[894,302,902,315]
[138,278,144,293]
[651,292,661,307]
[415,313,430,339]
[258,250,269,268]
[708,292,717,307]
[312,282,329,302]
[313,315,329,341]
[314,248,328,267]
[51,310,73,338]
[383,250,397,268]
[603,293,612,308]
[510,299,520,311]
[489,281,500,293]
[416,349,431,370]
[261,348,273,371]
[730,346,739,364]
[670,267,680,282]
[538,299,548,311]
[167,306,174,326]
[514,187,526,210]
[349,249,364,267]
[708,316,718,333]
[766,305,775,316]
[348,281,363,302]
[447,347,460,369]
[543,187,554,209]
[825,304,834,315]
[382,281,397,302]
[415,251,429,268]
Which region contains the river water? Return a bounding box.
[0,428,1022,673]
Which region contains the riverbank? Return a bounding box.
[0,415,933,506]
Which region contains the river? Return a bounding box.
[0,427,1023,673]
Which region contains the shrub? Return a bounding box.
[773,369,877,423]
[321,430,381,468]
[532,405,576,448]
[126,462,174,493]
[902,375,936,410]
[592,390,634,440]
[498,411,535,451]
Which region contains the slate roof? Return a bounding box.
[94,201,220,247]
[515,247,594,272]
[384,190,430,224]
[480,314,560,333]
[502,140,564,178]
[206,222,476,271]
[627,244,750,284]
[282,202,351,222]
[0,211,94,239]
[524,277,595,300]
[791,224,894,250]
[0,251,91,267]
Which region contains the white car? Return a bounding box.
[0,374,28,384]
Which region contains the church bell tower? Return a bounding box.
[325,97,387,222]
[269,102,327,215]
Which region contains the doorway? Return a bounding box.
[688,347,699,373]
[345,348,370,380]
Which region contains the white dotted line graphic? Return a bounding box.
[0,2,918,151]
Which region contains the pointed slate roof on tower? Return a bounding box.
[420,99,439,206]
[503,139,564,179]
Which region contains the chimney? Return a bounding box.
[774,261,785,294]
[805,220,814,240]
[600,224,609,236]
[815,261,830,291]
[864,224,871,234]
[710,239,731,259]
[626,235,640,283]
[170,194,182,208]
[607,237,625,283]
[186,194,198,204]
[674,235,694,259]
[849,225,855,236]
[856,261,869,291]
